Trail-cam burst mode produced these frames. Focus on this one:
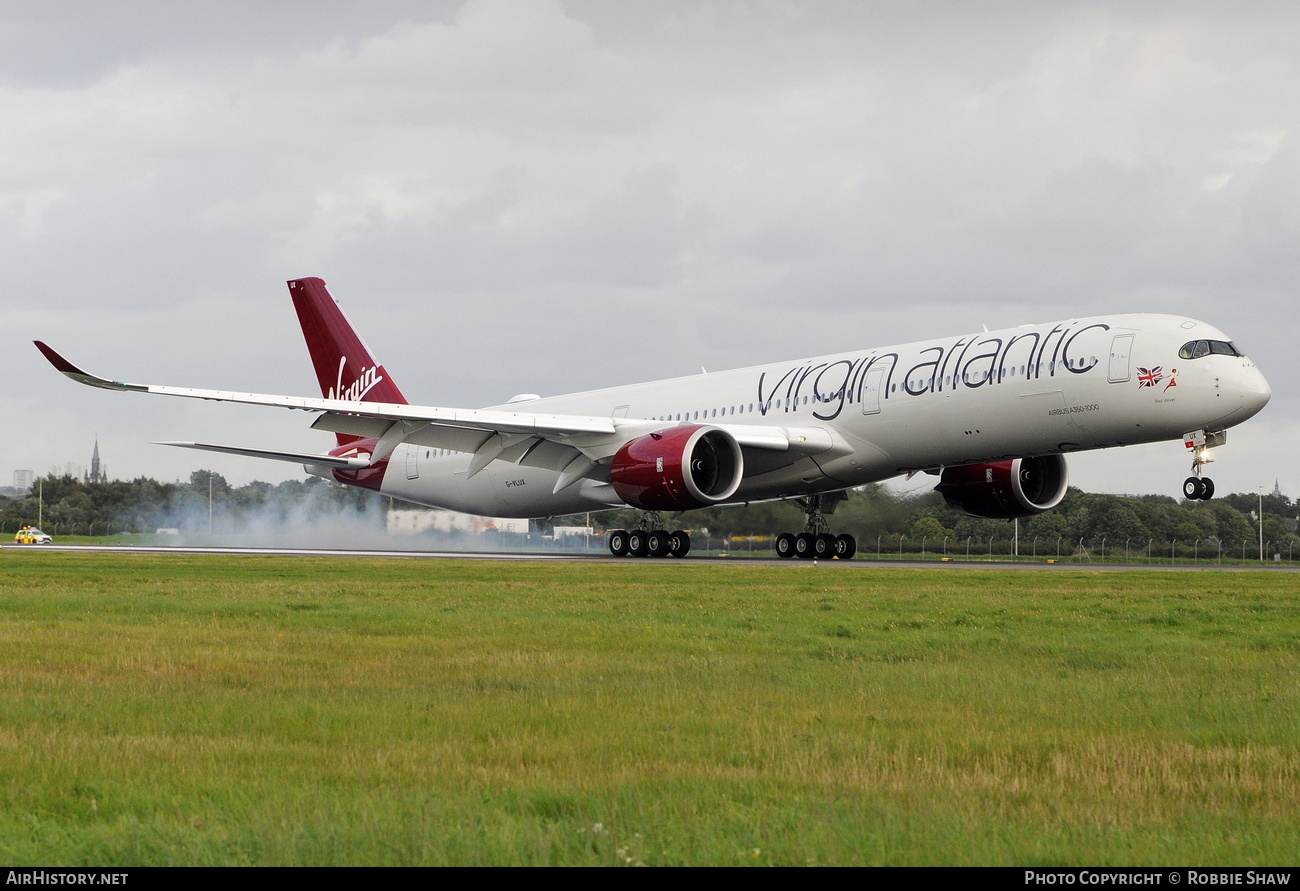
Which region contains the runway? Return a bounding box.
[7,543,1298,571]
[5,543,572,561]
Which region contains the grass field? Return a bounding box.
[0,550,1295,865]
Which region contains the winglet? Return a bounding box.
[34,341,148,392]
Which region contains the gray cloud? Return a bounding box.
[3,1,1295,500]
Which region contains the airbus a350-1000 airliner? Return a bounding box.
[36,278,1271,559]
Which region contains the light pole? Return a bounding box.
[1258,487,1264,562]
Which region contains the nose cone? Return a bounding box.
[1232,364,1272,422]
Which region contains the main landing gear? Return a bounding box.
[774,493,857,560]
[607,512,692,558]
[1182,429,1226,501]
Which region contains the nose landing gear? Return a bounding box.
[774,493,857,560]
[1182,430,1226,501]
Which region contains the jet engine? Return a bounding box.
[326,437,389,491]
[935,455,1069,519]
[610,425,744,511]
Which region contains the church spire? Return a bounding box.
[87,436,105,483]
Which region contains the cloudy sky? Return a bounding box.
[3,0,1296,501]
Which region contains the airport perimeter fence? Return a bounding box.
[4,519,1296,566]
[546,533,1298,566]
[717,530,1294,567]
[728,534,1296,566]
[2,519,126,537]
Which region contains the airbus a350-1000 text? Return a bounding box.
[36,278,1271,559]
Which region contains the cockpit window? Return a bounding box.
[1179,339,1242,360]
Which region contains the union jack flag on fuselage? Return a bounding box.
[1137,366,1163,388]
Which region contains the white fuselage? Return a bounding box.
[367,314,1270,518]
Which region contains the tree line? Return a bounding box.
[586,484,1298,558]
[1,471,383,536]
[3,471,1296,558]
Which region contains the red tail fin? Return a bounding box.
[288,277,408,445]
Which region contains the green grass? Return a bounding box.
[0,551,1295,865]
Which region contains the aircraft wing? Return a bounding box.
[35,342,839,485]
[34,340,616,438]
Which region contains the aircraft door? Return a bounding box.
[405,443,419,480]
[860,366,886,415]
[1108,334,1135,383]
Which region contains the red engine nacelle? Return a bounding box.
[327,437,390,491]
[935,455,1069,519]
[610,425,744,511]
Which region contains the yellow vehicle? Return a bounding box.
[14,526,52,545]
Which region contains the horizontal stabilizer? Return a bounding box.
[157,441,369,468]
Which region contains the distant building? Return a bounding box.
[387,509,529,536]
[52,462,85,479]
[13,470,33,493]
[1272,478,1283,499]
[85,438,107,484]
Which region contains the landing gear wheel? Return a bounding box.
[647,530,671,558]
[795,532,815,559]
[813,533,836,558]
[608,529,629,557]
[834,534,857,560]
[1201,478,1215,500]
[775,532,796,559]
[628,530,649,557]
[1183,477,1204,500]
[669,530,691,558]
